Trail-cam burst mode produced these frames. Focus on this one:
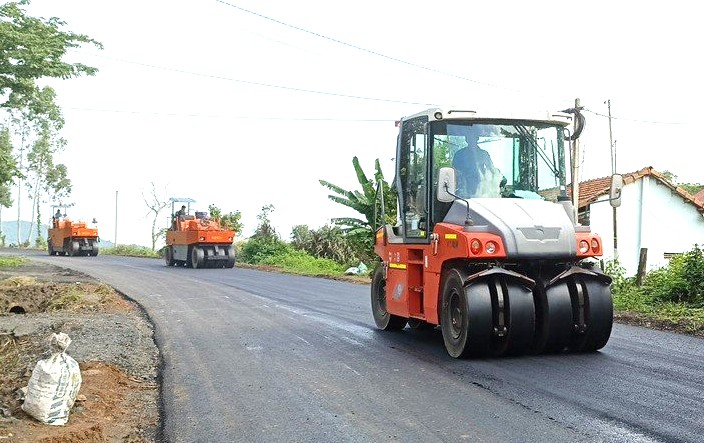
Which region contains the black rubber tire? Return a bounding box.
[90,240,99,257]
[69,240,80,257]
[533,280,575,354]
[488,279,535,357]
[571,278,613,352]
[48,242,54,256]
[191,246,204,269]
[370,264,407,331]
[164,246,175,266]
[440,268,493,358]
[225,245,236,269]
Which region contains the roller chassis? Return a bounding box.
[164,199,236,269]
[48,237,99,257]
[47,213,99,257]
[372,259,613,358]
[164,243,236,269]
[371,106,617,358]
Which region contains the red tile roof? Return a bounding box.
[695,189,704,204]
[572,166,704,212]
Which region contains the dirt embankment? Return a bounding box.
[0,260,160,443]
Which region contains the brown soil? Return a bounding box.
[0,261,159,443]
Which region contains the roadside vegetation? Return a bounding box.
[0,256,26,267]
[605,245,704,335]
[101,244,159,258]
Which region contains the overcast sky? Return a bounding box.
[6,0,702,247]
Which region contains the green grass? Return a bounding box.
[101,244,160,258]
[258,250,345,276]
[613,286,704,335]
[0,256,27,268]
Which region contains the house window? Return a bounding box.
[578,205,590,226]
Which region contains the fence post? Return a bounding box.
[636,248,648,286]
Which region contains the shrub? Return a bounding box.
[290,224,363,267]
[642,245,704,307]
[239,237,291,265]
[259,249,344,275]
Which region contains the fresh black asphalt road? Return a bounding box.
[15,253,704,442]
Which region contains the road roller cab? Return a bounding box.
[164,197,236,268]
[371,107,623,358]
[47,204,100,257]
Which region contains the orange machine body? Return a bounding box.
[164,213,236,268]
[48,217,99,256]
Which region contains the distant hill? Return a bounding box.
[0,220,113,248]
[0,220,48,247]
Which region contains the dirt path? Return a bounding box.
[0,260,160,442]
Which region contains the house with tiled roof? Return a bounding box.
[574,167,704,276]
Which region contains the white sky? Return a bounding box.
[6,0,703,247]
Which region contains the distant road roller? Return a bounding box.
[47,204,99,257]
[371,106,623,358]
[164,198,236,269]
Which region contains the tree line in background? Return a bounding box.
[0,0,101,247]
[133,156,396,276]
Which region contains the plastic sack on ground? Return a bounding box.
[344,262,368,276]
[21,332,82,425]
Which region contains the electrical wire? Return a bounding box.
[67,50,442,108]
[59,106,395,121]
[213,0,521,93]
[583,108,688,125]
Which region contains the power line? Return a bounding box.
[61,106,395,121]
[68,49,442,107]
[213,0,522,93]
[583,108,688,125]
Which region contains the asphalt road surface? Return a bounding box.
[10,252,704,443]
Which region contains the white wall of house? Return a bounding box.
[587,176,704,276]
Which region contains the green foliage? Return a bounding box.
[251,204,278,241]
[102,244,159,258]
[319,157,397,262]
[239,237,290,264]
[34,233,46,249]
[0,255,26,267]
[604,248,704,333]
[679,183,704,196]
[258,249,344,276]
[0,1,102,108]
[208,204,243,234]
[290,224,368,266]
[641,245,704,306]
[0,127,20,196]
[238,204,286,264]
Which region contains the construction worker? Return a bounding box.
[173,205,186,230]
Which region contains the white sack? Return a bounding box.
[21,332,82,425]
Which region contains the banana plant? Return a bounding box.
[319,156,397,239]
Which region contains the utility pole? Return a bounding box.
[571,98,581,223]
[606,99,618,256]
[16,126,25,247]
[114,190,118,246]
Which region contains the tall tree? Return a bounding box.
[0,0,102,108]
[19,86,71,243]
[252,204,278,241]
[2,1,100,245]
[0,127,18,243]
[0,127,19,195]
[142,182,169,251]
